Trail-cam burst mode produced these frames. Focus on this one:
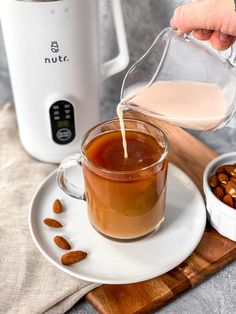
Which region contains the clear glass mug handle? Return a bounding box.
[57,154,86,201]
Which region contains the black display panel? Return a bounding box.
[49,100,76,145]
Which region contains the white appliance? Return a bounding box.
[0,0,129,163]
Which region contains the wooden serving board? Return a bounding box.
[85,112,236,314]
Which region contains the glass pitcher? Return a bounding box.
[120,27,236,131]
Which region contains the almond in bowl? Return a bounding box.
[203,152,236,241]
[208,164,236,208]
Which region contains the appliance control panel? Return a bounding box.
[49,101,76,145]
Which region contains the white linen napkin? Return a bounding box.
[0,103,99,314]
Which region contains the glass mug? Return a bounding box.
[120,27,236,130]
[57,119,169,240]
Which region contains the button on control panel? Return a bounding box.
[50,101,76,145]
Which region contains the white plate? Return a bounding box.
[28,164,206,284]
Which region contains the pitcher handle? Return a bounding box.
[57,154,86,201]
[101,0,129,80]
[225,44,236,66]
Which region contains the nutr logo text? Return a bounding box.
[45,41,69,64]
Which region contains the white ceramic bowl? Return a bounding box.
[203,152,236,241]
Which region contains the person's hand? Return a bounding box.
[170,0,236,50]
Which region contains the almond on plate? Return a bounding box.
[43,218,63,228]
[54,236,71,250]
[53,199,63,214]
[61,251,87,265]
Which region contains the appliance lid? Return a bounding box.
[16,0,63,2]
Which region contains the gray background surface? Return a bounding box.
[0,0,236,313]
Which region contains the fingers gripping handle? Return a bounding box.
[57,154,86,201]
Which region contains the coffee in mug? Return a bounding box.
[57,119,169,240]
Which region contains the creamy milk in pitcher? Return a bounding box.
[119,28,236,132]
